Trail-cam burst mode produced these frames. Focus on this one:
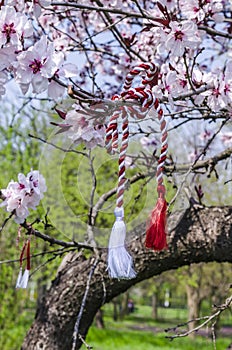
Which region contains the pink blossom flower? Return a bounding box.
[165,70,189,98]
[165,20,201,57]
[47,52,78,99]
[205,0,224,23]
[0,71,8,98]
[188,149,199,162]
[15,36,59,94]
[180,0,206,22]
[199,129,212,141]
[65,110,105,149]
[0,170,46,224]
[0,46,16,70]
[197,73,227,112]
[140,136,158,153]
[30,0,51,18]
[53,108,105,149]
[219,132,232,147]
[125,156,135,169]
[0,6,33,48]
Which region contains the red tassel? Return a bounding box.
[146,193,168,251]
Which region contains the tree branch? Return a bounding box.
[22,206,232,350]
[165,294,232,340]
[20,221,94,251]
[50,2,155,21]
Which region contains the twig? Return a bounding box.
[0,247,76,265]
[20,221,94,251]
[0,211,14,233]
[199,25,232,39]
[165,295,232,340]
[51,2,155,21]
[78,335,93,350]
[28,134,88,157]
[72,258,99,350]
[168,119,230,207]
[87,151,98,247]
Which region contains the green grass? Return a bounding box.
[86,305,232,350]
[86,326,230,350]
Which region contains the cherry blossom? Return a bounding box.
[0,6,33,48]
[165,70,189,98]
[0,170,47,224]
[0,46,16,71]
[0,71,8,98]
[179,0,206,22]
[219,132,232,147]
[15,36,59,94]
[125,156,135,169]
[199,129,212,142]
[165,21,202,57]
[140,136,158,153]
[196,72,229,112]
[53,108,106,149]
[47,53,78,99]
[30,0,51,18]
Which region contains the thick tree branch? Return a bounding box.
[22,206,232,350]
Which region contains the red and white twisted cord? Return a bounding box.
[154,98,168,193]
[122,62,158,92]
[116,108,129,209]
[106,61,167,202]
[105,110,119,155]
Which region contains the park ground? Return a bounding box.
[86,304,232,350]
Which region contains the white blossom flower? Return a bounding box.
[15,36,59,94]
[180,0,206,22]
[0,46,16,70]
[30,0,51,18]
[219,132,232,147]
[165,20,201,57]
[47,52,78,99]
[64,110,105,149]
[0,71,8,98]
[205,0,224,23]
[0,6,33,48]
[140,136,158,153]
[165,70,189,98]
[0,170,46,224]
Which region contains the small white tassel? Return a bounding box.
[107,207,136,279]
[19,269,30,289]
[15,267,23,289]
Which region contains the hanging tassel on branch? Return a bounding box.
[107,109,136,279]
[108,207,136,279]
[145,99,168,251]
[16,239,31,289]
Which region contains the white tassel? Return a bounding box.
[15,267,23,289]
[19,269,30,289]
[107,207,136,279]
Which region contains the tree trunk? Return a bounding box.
[95,309,104,329]
[112,298,118,321]
[152,293,158,320]
[22,206,232,350]
[186,284,201,335]
[120,291,130,318]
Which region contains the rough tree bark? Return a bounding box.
[22,206,232,350]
